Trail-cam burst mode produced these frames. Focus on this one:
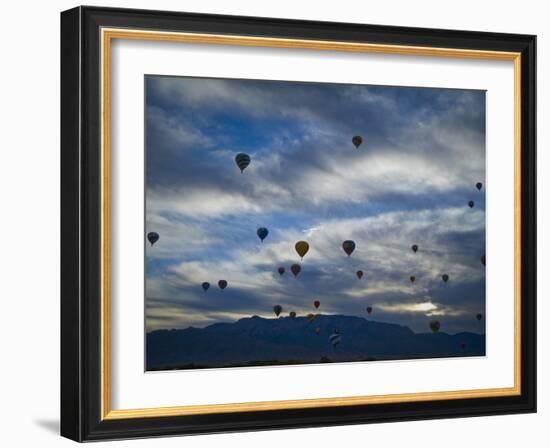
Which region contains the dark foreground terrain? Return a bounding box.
[146,314,485,371]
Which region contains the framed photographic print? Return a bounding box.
[60,6,536,442]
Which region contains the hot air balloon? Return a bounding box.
[468,200,475,208]
[352,135,363,149]
[411,244,418,253]
[273,304,283,317]
[442,274,449,283]
[257,227,269,242]
[366,306,373,315]
[307,313,316,323]
[313,300,320,309]
[291,264,301,277]
[429,320,441,333]
[476,313,483,321]
[295,241,310,260]
[315,327,321,336]
[356,270,364,280]
[289,311,297,319]
[235,153,251,173]
[476,182,483,191]
[147,232,159,246]
[201,282,210,292]
[218,280,228,290]
[410,276,416,283]
[342,240,356,257]
[329,330,341,349]
[277,266,285,276]
[480,255,486,266]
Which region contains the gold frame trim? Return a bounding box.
[100,28,522,420]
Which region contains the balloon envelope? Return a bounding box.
[411,244,418,253]
[468,200,475,208]
[442,274,449,283]
[430,320,441,333]
[476,313,483,321]
[295,241,310,259]
[480,255,486,266]
[218,280,228,290]
[289,311,296,319]
[356,270,363,279]
[201,282,210,292]
[410,276,416,283]
[329,332,342,348]
[307,313,316,323]
[313,300,320,309]
[352,135,363,149]
[256,227,269,242]
[147,232,159,246]
[273,305,283,317]
[342,240,356,256]
[366,306,373,314]
[277,266,285,275]
[235,153,251,172]
[476,182,483,191]
[291,264,301,277]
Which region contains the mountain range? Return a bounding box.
[146,314,485,371]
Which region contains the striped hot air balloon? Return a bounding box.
[329,331,342,349]
[235,153,251,173]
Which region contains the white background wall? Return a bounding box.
[0,0,546,446]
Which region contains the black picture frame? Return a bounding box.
[61,5,536,442]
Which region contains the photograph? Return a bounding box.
[144,75,487,371]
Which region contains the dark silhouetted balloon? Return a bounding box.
[342,240,356,257]
[235,153,251,173]
[257,227,269,242]
[411,244,418,253]
[291,264,301,277]
[356,270,364,280]
[218,280,228,290]
[352,135,363,149]
[314,300,320,309]
[442,274,449,283]
[307,313,316,323]
[468,200,475,208]
[289,311,296,319]
[476,313,483,321]
[366,306,373,315]
[147,232,159,246]
[295,241,310,260]
[476,182,483,191]
[315,327,321,336]
[480,255,486,266]
[273,304,283,317]
[278,266,285,276]
[410,276,416,283]
[201,282,210,292]
[430,320,441,333]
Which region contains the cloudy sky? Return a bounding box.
[145,75,486,335]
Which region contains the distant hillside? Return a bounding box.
[146,314,485,371]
